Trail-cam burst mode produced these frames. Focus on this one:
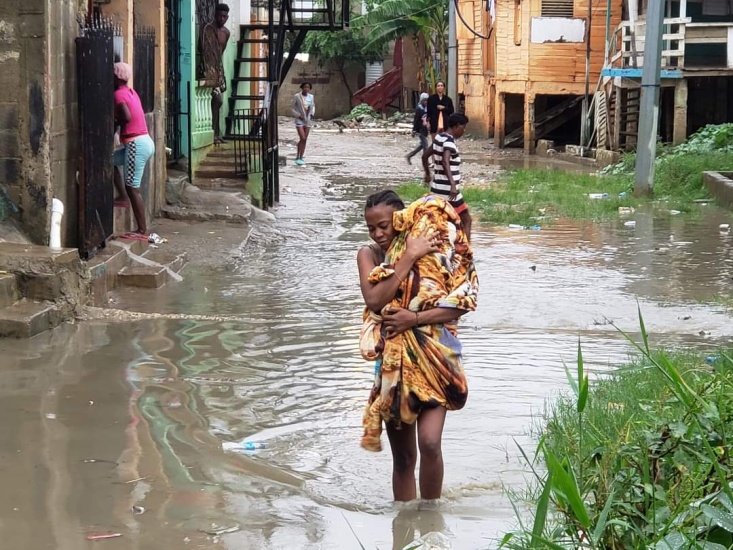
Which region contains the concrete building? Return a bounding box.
[0,0,169,249]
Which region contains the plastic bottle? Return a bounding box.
[588,193,609,200]
[529,224,542,231]
[222,440,267,452]
[508,224,525,230]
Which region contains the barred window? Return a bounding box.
[541,0,574,18]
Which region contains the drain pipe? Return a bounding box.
[50,198,64,250]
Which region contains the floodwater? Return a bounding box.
[2,131,733,550]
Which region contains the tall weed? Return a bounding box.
[501,312,733,549]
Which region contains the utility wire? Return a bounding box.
[453,0,493,40]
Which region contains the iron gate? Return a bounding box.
[232,108,267,181]
[76,18,116,260]
[134,26,156,113]
[165,0,183,161]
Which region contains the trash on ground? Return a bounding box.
[618,207,635,215]
[618,191,628,198]
[720,224,730,231]
[86,533,122,541]
[132,505,145,515]
[624,220,636,227]
[588,193,609,199]
[529,265,537,272]
[148,232,167,245]
[507,224,525,230]
[706,356,720,364]
[529,225,541,231]
[45,413,56,419]
[403,531,452,550]
[222,440,267,452]
[670,210,681,215]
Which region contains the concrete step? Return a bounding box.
[86,239,149,305]
[0,273,19,308]
[117,249,187,289]
[0,300,62,338]
[200,158,236,167]
[192,177,245,189]
[195,168,239,180]
[114,204,134,235]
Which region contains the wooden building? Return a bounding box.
[599,0,733,151]
[458,0,733,153]
[457,0,623,152]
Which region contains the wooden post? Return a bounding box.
[495,91,506,147]
[524,90,535,154]
[673,79,688,145]
[613,83,622,150]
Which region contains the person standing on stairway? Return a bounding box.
[292,82,315,166]
[201,3,231,144]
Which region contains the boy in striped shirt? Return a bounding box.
[422,113,472,240]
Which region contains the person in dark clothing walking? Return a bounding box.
[426,81,454,138]
[406,93,430,164]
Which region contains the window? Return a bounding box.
[541,0,574,18]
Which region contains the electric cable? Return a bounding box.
[453,0,493,40]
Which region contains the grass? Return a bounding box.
[397,149,732,227]
[500,313,733,549]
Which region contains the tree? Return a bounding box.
[303,23,385,103]
[356,0,448,92]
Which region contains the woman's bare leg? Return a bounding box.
[417,407,447,500]
[386,421,418,502]
[296,126,307,158]
[301,127,310,159]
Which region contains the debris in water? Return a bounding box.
[529,224,541,231]
[529,265,537,272]
[45,413,56,419]
[706,356,719,364]
[86,533,122,541]
[222,440,267,452]
[679,315,692,321]
[624,220,636,228]
[200,524,240,536]
[132,505,145,515]
[403,531,452,549]
[508,224,525,230]
[720,224,730,232]
[618,207,634,215]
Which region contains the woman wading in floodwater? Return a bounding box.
[357,190,478,501]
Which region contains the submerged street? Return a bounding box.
[2,126,733,549]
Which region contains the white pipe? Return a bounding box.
[50,198,64,250]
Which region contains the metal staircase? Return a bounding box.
[226,0,349,208]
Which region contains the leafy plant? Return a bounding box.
[356,0,448,91]
[500,310,733,549]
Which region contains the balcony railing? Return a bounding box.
[609,17,733,71]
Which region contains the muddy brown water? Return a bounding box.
[2,131,733,549]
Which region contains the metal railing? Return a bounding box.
[231,108,267,182]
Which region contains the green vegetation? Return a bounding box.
[345,103,378,121]
[398,124,733,227]
[397,172,637,227]
[501,313,733,549]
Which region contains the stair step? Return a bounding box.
[0,274,18,309]
[230,94,266,101]
[195,168,237,179]
[0,300,61,338]
[117,265,167,289]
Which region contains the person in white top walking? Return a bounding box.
[292,82,315,166]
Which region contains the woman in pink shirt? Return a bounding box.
[113,62,155,235]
